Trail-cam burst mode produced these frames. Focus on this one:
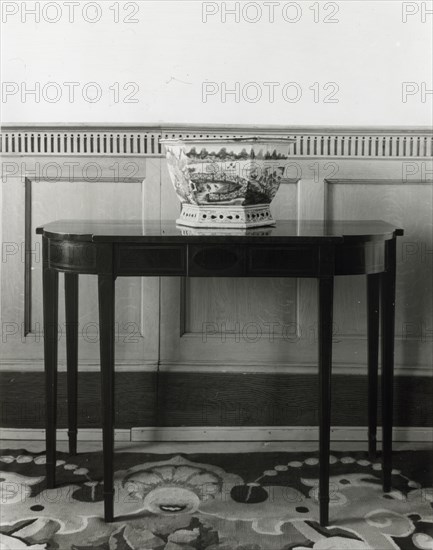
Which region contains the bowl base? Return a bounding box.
[177,204,275,229]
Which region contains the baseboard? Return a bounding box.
[1,426,431,443]
[132,427,432,442]
[1,360,432,376]
[0,428,130,442]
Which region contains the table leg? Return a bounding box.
[98,273,115,522]
[65,273,79,456]
[43,265,59,489]
[382,238,397,492]
[367,273,380,460]
[318,277,334,527]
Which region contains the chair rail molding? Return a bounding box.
[1,124,432,159]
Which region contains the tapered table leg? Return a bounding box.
[318,277,334,527]
[367,273,380,460]
[382,238,397,492]
[43,256,59,489]
[65,273,79,456]
[98,273,115,522]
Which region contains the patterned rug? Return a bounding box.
[0,449,432,550]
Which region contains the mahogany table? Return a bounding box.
[37,219,403,526]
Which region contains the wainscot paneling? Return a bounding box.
[0,372,431,429]
[1,124,432,434]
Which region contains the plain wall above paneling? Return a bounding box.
[2,0,432,125]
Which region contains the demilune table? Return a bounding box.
[36,219,404,526]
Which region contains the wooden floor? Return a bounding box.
[1,440,431,454]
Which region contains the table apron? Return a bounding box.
[46,240,387,277]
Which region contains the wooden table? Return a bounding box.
[37,219,403,526]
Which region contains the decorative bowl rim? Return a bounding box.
[160,136,296,145]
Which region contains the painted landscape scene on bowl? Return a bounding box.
[164,142,292,206]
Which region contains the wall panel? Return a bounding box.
[183,184,299,336]
[327,180,432,363]
[1,155,161,368]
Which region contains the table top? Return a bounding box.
[36,220,403,244]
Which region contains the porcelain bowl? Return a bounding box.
[161,136,294,228]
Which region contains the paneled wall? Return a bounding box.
[1,125,432,435]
